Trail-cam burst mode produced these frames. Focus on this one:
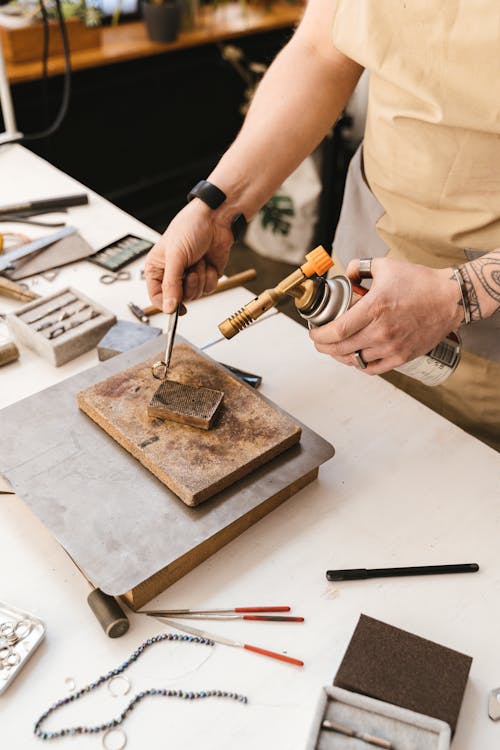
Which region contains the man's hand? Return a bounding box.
[144,200,234,314]
[309,257,462,374]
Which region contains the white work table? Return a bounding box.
[0,145,499,749]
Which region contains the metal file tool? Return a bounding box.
[151,305,179,380]
[150,616,304,666]
[0,226,77,274]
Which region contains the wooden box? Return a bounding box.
[0,18,101,63]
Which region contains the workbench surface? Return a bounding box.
[0,144,499,749]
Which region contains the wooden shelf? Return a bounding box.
[6,3,303,84]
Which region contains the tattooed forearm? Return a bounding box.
[457,264,483,322]
[458,250,500,323]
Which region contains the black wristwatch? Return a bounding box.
[187,179,247,241]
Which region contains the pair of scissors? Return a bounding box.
[99,270,132,285]
[0,232,31,253]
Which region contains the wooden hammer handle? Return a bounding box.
[0,275,39,302]
[142,268,257,316]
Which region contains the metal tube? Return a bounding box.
[0,35,22,143]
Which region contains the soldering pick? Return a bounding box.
[151,304,180,380]
[163,305,179,370]
[149,616,304,667]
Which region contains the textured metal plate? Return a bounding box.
[149,380,223,427]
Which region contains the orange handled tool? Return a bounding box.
[243,644,304,667]
[219,246,334,339]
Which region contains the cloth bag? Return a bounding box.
[245,154,322,264]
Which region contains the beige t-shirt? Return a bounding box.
[331,0,500,267]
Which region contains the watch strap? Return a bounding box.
[187,180,226,210]
[230,213,247,241]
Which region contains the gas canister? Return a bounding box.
[297,275,461,386]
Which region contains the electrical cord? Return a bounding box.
[38,0,50,130]
[11,0,72,143]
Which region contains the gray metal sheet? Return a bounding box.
[0,336,334,595]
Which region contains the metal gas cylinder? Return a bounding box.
[296,276,461,386]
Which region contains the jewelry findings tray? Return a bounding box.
[0,601,46,695]
[306,687,451,750]
[6,287,116,366]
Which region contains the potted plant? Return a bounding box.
[142,0,180,43]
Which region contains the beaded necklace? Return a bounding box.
[34,632,248,741]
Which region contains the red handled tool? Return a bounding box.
[142,605,292,616]
[143,613,303,622]
[149,616,304,667]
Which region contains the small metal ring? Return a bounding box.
[354,350,368,370]
[358,258,373,279]
[102,728,127,750]
[151,360,167,380]
[108,675,131,698]
[48,326,66,340]
[0,645,12,660]
[0,623,15,638]
[15,619,32,640]
[65,676,76,692]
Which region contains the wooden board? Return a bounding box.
[5,5,302,83]
[123,467,318,610]
[0,18,101,64]
[77,343,302,506]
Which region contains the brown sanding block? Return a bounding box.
[334,614,472,733]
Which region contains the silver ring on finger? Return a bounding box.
[358,258,373,279]
[354,350,368,369]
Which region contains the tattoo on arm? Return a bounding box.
[458,250,500,323]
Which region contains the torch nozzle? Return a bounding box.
[218,246,334,339]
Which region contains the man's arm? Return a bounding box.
[208,0,364,228]
[145,0,363,313]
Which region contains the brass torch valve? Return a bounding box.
[218,246,334,339]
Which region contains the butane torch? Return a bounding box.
[218,246,364,337]
[218,245,461,387]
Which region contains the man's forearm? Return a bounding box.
[457,250,500,323]
[207,0,363,228]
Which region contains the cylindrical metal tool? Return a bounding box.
[63,548,129,638]
[87,589,130,639]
